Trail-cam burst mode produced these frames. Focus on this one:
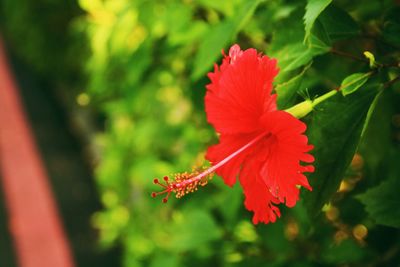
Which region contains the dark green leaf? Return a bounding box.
[271,9,330,73]
[259,221,292,253]
[322,239,365,263]
[340,72,372,96]
[192,0,262,79]
[356,178,400,228]
[358,89,394,181]
[383,7,400,48]
[309,19,331,48]
[302,84,379,216]
[303,0,332,41]
[318,5,359,40]
[276,64,311,109]
[356,149,400,228]
[358,179,400,227]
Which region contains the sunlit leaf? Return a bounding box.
[197,0,234,16]
[192,0,262,80]
[167,210,222,252]
[340,72,372,96]
[273,40,328,72]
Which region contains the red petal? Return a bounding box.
[239,158,281,224]
[205,45,279,135]
[258,111,315,207]
[206,133,256,186]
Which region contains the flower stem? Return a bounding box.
[285,90,337,119]
[312,90,337,107]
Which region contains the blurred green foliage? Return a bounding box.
[0,0,85,83]
[1,0,400,266]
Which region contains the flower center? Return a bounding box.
[152,131,270,203]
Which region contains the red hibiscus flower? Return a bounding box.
[152,44,314,224]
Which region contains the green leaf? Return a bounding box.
[322,239,365,263]
[216,182,242,224]
[340,72,372,96]
[358,89,394,181]
[273,43,309,72]
[357,179,400,227]
[356,149,400,228]
[357,178,400,228]
[318,5,359,40]
[197,0,234,16]
[191,0,262,80]
[259,221,292,253]
[383,7,400,48]
[302,84,379,216]
[168,21,208,45]
[269,8,305,52]
[270,9,330,74]
[150,253,180,267]
[304,0,332,41]
[309,19,331,48]
[273,41,329,73]
[363,51,377,68]
[167,210,222,252]
[276,64,311,109]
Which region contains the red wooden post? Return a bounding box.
[0,37,75,267]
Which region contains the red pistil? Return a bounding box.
[151,170,213,203]
[151,177,172,203]
[152,131,270,202]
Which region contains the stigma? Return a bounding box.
[151,169,214,203]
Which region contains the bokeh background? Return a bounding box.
[0,0,400,266]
